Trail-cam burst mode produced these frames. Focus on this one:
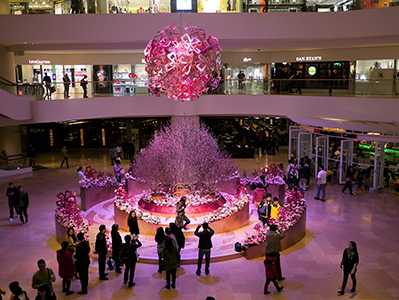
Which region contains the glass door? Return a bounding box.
[340,139,353,184]
[316,136,329,178]
[289,126,301,160]
[373,142,385,189]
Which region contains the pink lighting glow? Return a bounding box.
[144,24,222,102]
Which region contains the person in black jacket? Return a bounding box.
[120,235,142,287]
[6,182,18,222]
[195,223,214,276]
[95,225,108,280]
[338,241,359,295]
[16,185,29,226]
[127,211,140,237]
[340,166,355,196]
[75,232,90,294]
[111,224,122,273]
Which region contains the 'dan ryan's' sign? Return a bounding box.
[296,56,322,62]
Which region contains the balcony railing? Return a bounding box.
[2,78,399,99]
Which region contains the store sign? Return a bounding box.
[243,57,252,62]
[29,59,51,64]
[296,56,322,62]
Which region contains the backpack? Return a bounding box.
[120,244,131,264]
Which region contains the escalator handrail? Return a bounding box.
[0,75,17,86]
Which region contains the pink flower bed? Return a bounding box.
[240,164,285,186]
[79,166,121,189]
[114,186,161,225]
[242,188,307,250]
[54,190,91,241]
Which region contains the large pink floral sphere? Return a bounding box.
[144,24,222,102]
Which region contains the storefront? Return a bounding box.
[271,60,351,92]
[10,2,28,14]
[106,0,170,13]
[223,63,268,93]
[355,59,398,95]
[112,64,149,95]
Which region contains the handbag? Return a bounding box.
[107,257,115,270]
[51,86,56,93]
[345,177,351,183]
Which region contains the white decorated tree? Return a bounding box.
[134,116,237,193]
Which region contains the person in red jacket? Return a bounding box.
[57,241,77,295]
[263,252,284,295]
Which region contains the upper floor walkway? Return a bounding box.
[2,79,399,137]
[1,8,399,54]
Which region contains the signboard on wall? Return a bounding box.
[171,0,197,12]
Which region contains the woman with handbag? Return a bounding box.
[341,166,355,196]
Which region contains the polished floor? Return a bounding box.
[1,149,398,300]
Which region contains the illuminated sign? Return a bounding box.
[176,0,192,10]
[296,56,322,62]
[243,57,252,62]
[308,66,316,76]
[29,60,51,64]
[322,127,346,132]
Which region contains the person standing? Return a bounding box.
[266,225,285,281]
[162,237,178,290]
[8,282,30,300]
[109,147,117,165]
[71,0,79,13]
[111,224,122,273]
[127,211,140,238]
[32,259,56,298]
[57,241,77,295]
[270,197,281,220]
[113,158,124,183]
[155,227,166,273]
[341,165,355,196]
[43,72,52,100]
[63,74,70,99]
[60,146,69,169]
[237,71,245,89]
[128,141,135,161]
[263,252,284,295]
[6,182,19,222]
[122,140,129,159]
[195,222,214,276]
[77,166,86,182]
[75,232,90,294]
[337,241,359,295]
[315,165,327,202]
[176,196,190,230]
[16,185,29,226]
[120,235,142,287]
[95,225,108,280]
[258,193,272,226]
[81,75,88,98]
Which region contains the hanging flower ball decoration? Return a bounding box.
[144,24,222,102]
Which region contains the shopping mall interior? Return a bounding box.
[0,4,399,300]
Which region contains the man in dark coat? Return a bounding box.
[95,225,108,280]
[6,182,18,222]
[75,232,90,294]
[195,223,215,276]
[266,225,285,281]
[120,235,142,287]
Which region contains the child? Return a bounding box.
[263,252,284,295]
[270,197,281,220]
